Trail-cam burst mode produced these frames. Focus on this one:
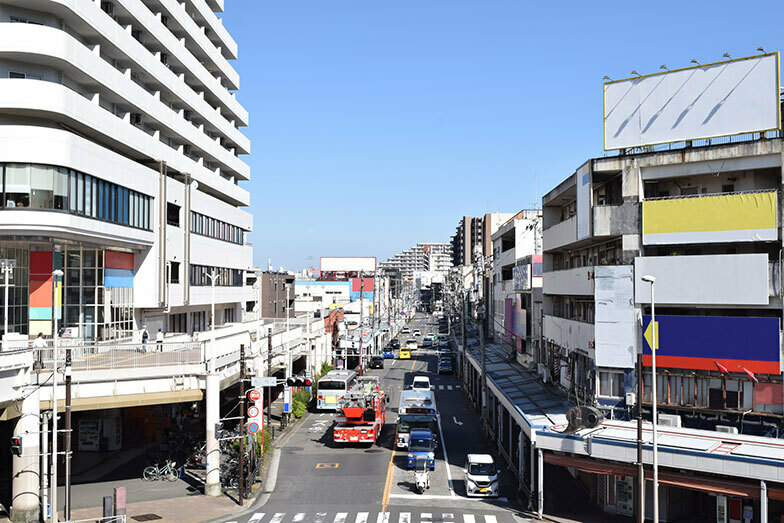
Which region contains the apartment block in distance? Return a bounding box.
[0,0,253,340]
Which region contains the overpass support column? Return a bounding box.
[10,387,40,523]
[761,481,768,522]
[536,447,544,520]
[205,373,221,497]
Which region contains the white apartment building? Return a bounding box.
[0,0,253,342]
[379,242,453,278]
[489,210,542,366]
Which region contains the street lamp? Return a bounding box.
[641,274,658,523]
[51,268,64,523]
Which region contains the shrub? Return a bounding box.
[292,398,307,419]
[293,389,310,404]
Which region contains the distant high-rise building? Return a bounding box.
[451,213,516,266]
[380,242,453,278]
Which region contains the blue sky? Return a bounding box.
[222,1,783,271]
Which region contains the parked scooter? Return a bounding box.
[413,456,430,494]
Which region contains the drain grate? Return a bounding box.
[132,515,163,522]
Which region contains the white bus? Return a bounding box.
[316,370,358,411]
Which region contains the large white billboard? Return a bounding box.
[604,53,780,150]
[320,257,377,273]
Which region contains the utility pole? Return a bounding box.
[266,328,272,430]
[64,347,72,521]
[358,271,364,376]
[637,342,644,523]
[238,343,245,506]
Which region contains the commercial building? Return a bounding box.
[0,0,253,342]
[489,209,542,366]
[450,213,514,267]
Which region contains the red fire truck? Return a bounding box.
[333,376,388,444]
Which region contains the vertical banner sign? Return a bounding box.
[576,161,591,241]
[283,387,291,414]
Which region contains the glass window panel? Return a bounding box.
[83,250,96,267]
[84,175,92,216]
[77,172,84,213]
[110,185,116,222]
[67,251,80,268]
[129,192,135,227]
[97,180,104,219]
[30,164,53,209]
[82,268,95,287]
[91,177,97,217]
[66,268,80,286]
[54,167,68,210]
[82,287,95,305]
[5,163,30,208]
[69,170,77,212]
[65,287,80,305]
[122,188,129,225]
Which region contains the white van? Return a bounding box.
[411,376,431,392]
[464,454,499,497]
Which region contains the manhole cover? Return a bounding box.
[132,515,163,522]
[364,449,383,453]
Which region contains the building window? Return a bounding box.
[1,163,151,230]
[167,202,180,227]
[189,264,242,287]
[169,312,187,333]
[189,210,244,244]
[223,307,235,324]
[191,310,206,332]
[599,371,624,398]
[169,261,180,284]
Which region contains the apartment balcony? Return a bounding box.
[593,202,639,237]
[634,253,772,305]
[543,216,577,251]
[642,190,779,245]
[543,315,594,355]
[543,266,594,296]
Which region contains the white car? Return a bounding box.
[464,454,499,497]
[411,376,431,392]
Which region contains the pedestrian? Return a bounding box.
[156,327,164,351]
[141,325,149,353]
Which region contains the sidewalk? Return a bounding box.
[66,492,241,522]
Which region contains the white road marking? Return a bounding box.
[354,513,368,523]
[314,514,327,523]
[438,385,444,390]
[376,513,389,523]
[293,514,306,522]
[270,514,286,523]
[442,514,454,522]
[421,513,432,523]
[399,513,411,523]
[334,513,348,523]
[463,516,475,523]
[456,385,461,389]
[435,413,456,497]
[452,416,463,426]
[447,385,453,390]
[248,513,265,523]
[484,517,498,523]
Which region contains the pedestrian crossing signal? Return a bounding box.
[10,436,22,457]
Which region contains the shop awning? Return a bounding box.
[544,452,784,500]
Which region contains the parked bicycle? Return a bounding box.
[143,460,178,481]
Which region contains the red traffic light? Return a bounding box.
[286,377,313,387]
[10,436,22,457]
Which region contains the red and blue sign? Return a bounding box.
[642,315,780,374]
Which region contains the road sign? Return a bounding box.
[283,387,291,414]
[247,406,260,418]
[247,421,260,434]
[247,389,262,402]
[251,376,277,388]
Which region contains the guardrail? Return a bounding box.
[71,516,126,523]
[33,341,203,372]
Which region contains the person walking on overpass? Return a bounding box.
[156,327,164,351]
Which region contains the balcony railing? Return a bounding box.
[604,130,782,157]
[33,341,202,372]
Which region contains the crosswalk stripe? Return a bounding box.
[334,513,348,523]
[354,513,368,523]
[248,513,265,523]
[447,385,453,390]
[293,514,306,522]
[463,515,475,523]
[456,385,461,389]
[421,513,432,523]
[314,514,327,523]
[438,385,444,390]
[483,517,497,523]
[376,513,389,523]
[400,513,411,523]
[270,514,286,523]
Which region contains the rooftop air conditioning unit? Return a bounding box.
[658,413,682,428]
[716,425,739,434]
[101,2,114,16]
[183,110,193,121]
[130,113,143,126]
[160,53,169,66]
[132,30,144,43]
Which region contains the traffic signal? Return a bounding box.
[10,436,22,457]
[286,377,313,387]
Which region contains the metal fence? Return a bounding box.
[33,341,203,372]
[70,516,126,523]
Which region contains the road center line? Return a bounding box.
[436,406,456,497]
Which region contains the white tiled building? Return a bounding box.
[0,0,253,341]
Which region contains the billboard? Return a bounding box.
[512,265,531,291]
[320,257,376,273]
[604,53,780,150]
[641,315,780,374]
[642,191,777,245]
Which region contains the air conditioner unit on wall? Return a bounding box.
[184,110,193,121]
[716,425,739,434]
[182,144,192,155]
[130,113,143,126]
[658,413,682,428]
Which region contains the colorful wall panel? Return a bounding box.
[104,250,134,288]
[642,314,780,374]
[642,191,778,245]
[28,250,61,336]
